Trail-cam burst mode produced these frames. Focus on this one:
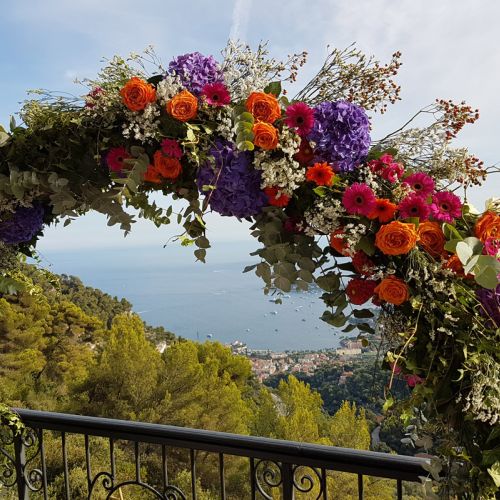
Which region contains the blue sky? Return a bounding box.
[1,0,499,252]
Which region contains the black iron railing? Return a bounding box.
[1,408,429,499]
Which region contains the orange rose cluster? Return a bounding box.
[144,151,183,184]
[246,92,281,151]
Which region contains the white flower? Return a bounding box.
[485,197,500,215]
[304,198,345,236]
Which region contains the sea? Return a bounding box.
[39,241,344,351]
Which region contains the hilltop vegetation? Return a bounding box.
[0,265,416,498]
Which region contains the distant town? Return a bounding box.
[227,337,378,382]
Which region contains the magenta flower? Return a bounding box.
[161,139,183,159]
[201,82,231,106]
[106,147,131,173]
[398,193,431,220]
[403,172,435,198]
[85,86,103,108]
[381,163,405,183]
[431,191,462,223]
[405,374,424,388]
[484,237,500,258]
[342,183,376,216]
[390,362,402,375]
[285,102,314,136]
[368,153,404,183]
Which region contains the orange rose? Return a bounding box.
[329,228,350,256]
[474,211,500,242]
[245,92,281,123]
[143,165,162,184]
[374,276,410,306]
[167,90,198,122]
[120,77,156,111]
[375,221,418,256]
[417,221,446,258]
[153,151,182,180]
[253,122,279,150]
[443,254,473,278]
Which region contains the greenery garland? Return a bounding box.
[0,42,499,497]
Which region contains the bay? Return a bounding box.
[39,241,343,351]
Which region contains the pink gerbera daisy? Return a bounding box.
[403,172,435,198]
[398,193,431,220]
[285,102,314,136]
[201,82,231,106]
[431,191,462,222]
[106,147,131,173]
[161,138,183,159]
[342,183,376,216]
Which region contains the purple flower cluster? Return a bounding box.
[197,140,267,218]
[0,205,45,245]
[168,52,224,96]
[308,101,371,173]
[476,284,500,328]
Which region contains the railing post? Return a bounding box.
[14,434,29,500]
[282,462,294,500]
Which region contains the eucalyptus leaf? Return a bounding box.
[456,241,473,265]
[263,81,282,96]
[474,265,500,289]
[237,140,254,151]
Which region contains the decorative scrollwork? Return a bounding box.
[292,465,324,499]
[0,424,17,488]
[103,480,186,499]
[89,471,115,495]
[163,484,187,500]
[23,428,44,492]
[0,425,44,492]
[254,460,283,499]
[89,470,187,499]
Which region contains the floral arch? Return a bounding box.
[0,43,499,496]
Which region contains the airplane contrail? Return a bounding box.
[229,0,252,41]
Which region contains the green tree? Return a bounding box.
[75,313,164,421]
[275,375,330,445]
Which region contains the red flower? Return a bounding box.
[294,139,315,165]
[352,251,375,276]
[306,162,335,186]
[330,228,350,256]
[283,217,305,234]
[346,278,379,305]
[368,198,398,223]
[264,187,291,207]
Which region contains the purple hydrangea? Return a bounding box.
[168,52,224,96]
[197,140,267,218]
[476,284,500,328]
[307,101,371,173]
[0,205,45,245]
